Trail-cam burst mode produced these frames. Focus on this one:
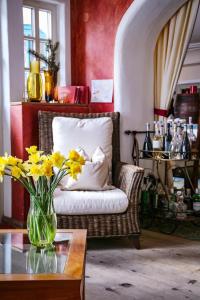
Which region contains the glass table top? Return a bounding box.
[0,232,72,275]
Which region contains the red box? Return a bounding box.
[56,86,89,104]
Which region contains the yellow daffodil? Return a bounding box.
[68,150,80,161]
[21,162,31,172]
[11,166,24,179]
[7,156,22,166]
[69,163,82,179]
[50,152,65,168]
[0,156,7,167]
[28,152,41,164]
[26,145,38,155]
[78,155,85,165]
[0,166,4,182]
[28,164,42,181]
[42,161,53,178]
[68,150,85,166]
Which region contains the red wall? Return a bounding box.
[70,0,133,111]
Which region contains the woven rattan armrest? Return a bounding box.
[114,162,144,206]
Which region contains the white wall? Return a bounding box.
[114,0,188,163]
[0,0,24,219]
[0,0,4,220]
[0,0,71,220]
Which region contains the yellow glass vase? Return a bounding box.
[27,61,43,102]
[44,70,57,102]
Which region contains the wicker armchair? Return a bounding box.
[38,111,144,248]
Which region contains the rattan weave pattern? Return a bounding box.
[38,111,144,238]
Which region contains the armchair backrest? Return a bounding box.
[38,111,120,163]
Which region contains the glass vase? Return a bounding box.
[27,61,43,102]
[27,194,57,248]
[44,70,57,102]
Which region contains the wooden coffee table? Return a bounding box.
[0,229,87,300]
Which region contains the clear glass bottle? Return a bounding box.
[164,122,172,158]
[27,60,43,102]
[180,124,191,159]
[159,121,165,151]
[143,123,153,158]
[152,121,162,155]
[184,188,193,211]
[170,123,181,159]
[175,191,187,220]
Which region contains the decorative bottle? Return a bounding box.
[164,122,172,158]
[143,123,153,158]
[192,189,200,213]
[180,124,191,159]
[27,60,43,102]
[152,122,162,155]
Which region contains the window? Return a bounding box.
[23,0,57,95]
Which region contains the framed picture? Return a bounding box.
[91,79,113,103]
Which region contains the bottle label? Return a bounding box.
[153,140,161,149]
[193,202,200,212]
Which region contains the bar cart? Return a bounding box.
[125,130,200,234]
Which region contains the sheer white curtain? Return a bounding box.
[154,0,200,117]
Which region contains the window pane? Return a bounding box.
[24,70,29,98]
[39,10,52,39]
[40,41,49,69]
[23,7,34,37]
[24,39,34,69]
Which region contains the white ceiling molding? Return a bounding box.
[114,0,189,162]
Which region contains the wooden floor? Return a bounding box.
[86,230,200,300]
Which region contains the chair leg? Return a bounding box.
[129,235,140,249]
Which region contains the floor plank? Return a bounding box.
[86,230,200,300]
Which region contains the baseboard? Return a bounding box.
[2,216,26,228]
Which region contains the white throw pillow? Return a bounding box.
[52,116,113,181]
[61,147,114,191]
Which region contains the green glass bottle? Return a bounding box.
[192,189,200,213]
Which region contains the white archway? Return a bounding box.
[114,0,188,162]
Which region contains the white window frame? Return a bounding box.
[23,0,58,78]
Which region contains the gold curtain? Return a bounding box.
[154,0,199,115]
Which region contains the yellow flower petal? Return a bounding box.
[0,166,4,182]
[42,161,53,177]
[11,166,23,179]
[28,164,42,181]
[68,150,80,161]
[50,152,65,168]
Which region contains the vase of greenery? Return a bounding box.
[0,146,85,248]
[29,40,60,102]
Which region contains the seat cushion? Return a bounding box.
[54,188,129,215]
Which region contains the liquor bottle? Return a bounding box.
[143,123,153,158]
[163,122,172,158]
[152,122,162,152]
[184,188,193,211]
[170,123,180,159]
[180,124,191,159]
[175,191,187,220]
[188,117,196,146]
[192,189,200,213]
[159,121,165,151]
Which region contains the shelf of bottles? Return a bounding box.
[140,117,200,230]
[142,117,198,161]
